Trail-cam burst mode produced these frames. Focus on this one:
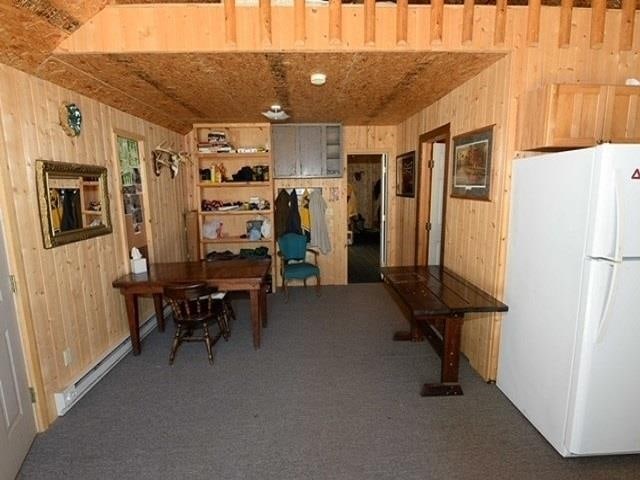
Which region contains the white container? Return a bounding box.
[130,257,147,274]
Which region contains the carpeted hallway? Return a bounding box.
[19,285,640,479]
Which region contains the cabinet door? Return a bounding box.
[298,125,323,177]
[550,84,608,148]
[603,86,640,143]
[272,126,298,177]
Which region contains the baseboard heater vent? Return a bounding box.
[54,311,165,416]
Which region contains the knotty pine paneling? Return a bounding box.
[274,178,346,287]
[271,125,395,286]
[347,159,381,229]
[0,63,188,427]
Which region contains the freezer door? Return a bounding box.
[565,260,640,455]
[588,145,640,259]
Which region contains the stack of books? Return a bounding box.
[198,131,235,153]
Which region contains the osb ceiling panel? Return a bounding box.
[50,51,503,132]
[0,1,107,72]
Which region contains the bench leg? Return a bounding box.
[420,315,464,396]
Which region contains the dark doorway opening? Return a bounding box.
[347,154,384,283]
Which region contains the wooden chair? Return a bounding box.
[277,233,321,302]
[163,283,230,365]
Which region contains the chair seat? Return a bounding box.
[283,262,320,280]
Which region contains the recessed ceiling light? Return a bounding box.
[310,72,327,86]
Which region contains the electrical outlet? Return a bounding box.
[63,348,72,366]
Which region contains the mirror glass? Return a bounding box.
[36,160,112,249]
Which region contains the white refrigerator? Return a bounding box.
[497,144,640,457]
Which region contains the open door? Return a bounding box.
[415,125,450,266]
[0,213,36,480]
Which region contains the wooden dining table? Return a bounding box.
[112,257,271,355]
[380,265,508,396]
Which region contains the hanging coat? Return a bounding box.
[286,189,302,235]
[300,189,311,242]
[274,189,291,239]
[309,189,331,254]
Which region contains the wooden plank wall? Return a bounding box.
[0,63,189,426]
[270,125,396,286]
[396,7,640,380]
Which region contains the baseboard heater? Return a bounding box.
[54,309,167,416]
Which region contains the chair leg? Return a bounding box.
[169,325,182,365]
[218,308,230,341]
[316,275,321,297]
[283,279,289,303]
[225,297,236,320]
[303,278,307,288]
[203,323,214,365]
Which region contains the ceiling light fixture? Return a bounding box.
[310,72,327,86]
[262,104,290,121]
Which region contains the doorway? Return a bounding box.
[0,211,36,479]
[347,153,386,283]
[113,132,153,261]
[415,125,450,266]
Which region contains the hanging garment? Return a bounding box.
[49,188,63,232]
[274,189,291,239]
[61,189,82,231]
[286,189,302,234]
[300,189,311,242]
[309,189,331,254]
[347,183,359,220]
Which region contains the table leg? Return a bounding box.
[249,289,261,350]
[421,315,464,396]
[260,284,268,328]
[124,293,141,355]
[153,293,165,332]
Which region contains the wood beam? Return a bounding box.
[558,0,573,48]
[224,0,237,46]
[431,0,444,45]
[462,0,475,45]
[329,0,342,45]
[590,0,606,48]
[396,0,409,46]
[294,0,306,46]
[527,0,541,46]
[619,0,635,51]
[364,0,376,46]
[259,0,272,46]
[494,0,506,46]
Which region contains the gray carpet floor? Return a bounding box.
[19,284,640,479]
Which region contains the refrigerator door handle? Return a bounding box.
[612,169,622,262]
[596,261,619,343]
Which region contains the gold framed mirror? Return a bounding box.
[36,160,112,249]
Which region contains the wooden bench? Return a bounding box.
[381,265,508,396]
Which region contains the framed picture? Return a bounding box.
[396,151,416,198]
[451,125,494,200]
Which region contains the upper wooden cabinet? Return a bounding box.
[272,124,343,178]
[517,84,640,151]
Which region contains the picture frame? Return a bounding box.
[451,125,494,200]
[396,150,416,198]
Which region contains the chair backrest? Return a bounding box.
[163,283,217,321]
[278,233,308,261]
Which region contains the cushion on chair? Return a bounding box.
[283,262,320,280]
